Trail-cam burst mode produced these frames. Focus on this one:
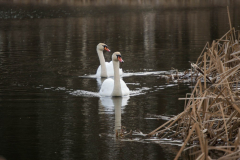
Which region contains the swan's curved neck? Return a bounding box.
[97,49,108,77]
[112,61,122,96]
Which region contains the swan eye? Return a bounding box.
[116,55,124,62]
[103,45,110,52]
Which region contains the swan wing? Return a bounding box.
[106,61,123,76]
[105,62,114,76]
[99,78,114,96]
[96,62,111,77]
[96,65,101,77]
[119,68,123,75]
[96,62,123,77]
[120,79,130,96]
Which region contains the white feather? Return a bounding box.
[96,61,123,77]
[99,52,129,97]
[100,78,129,97]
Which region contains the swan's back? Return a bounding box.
[119,79,130,96]
[99,78,114,96]
[99,78,129,97]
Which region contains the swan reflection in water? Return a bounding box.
[99,96,130,135]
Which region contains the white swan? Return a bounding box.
[96,43,123,77]
[100,52,129,97]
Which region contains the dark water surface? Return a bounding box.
[1,2,240,160]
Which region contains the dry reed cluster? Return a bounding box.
[147,7,240,160]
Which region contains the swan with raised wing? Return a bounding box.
[96,43,123,77]
[100,52,129,97]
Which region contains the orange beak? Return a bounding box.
[118,56,124,63]
[104,47,110,52]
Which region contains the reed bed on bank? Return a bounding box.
[147,8,240,160]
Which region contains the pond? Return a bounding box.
[0,1,240,160]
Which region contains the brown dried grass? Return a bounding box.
[147,7,240,160]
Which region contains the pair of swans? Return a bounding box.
[96,43,129,97]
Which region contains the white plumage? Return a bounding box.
[100,78,129,96]
[96,61,123,77]
[96,43,123,77]
[100,52,129,97]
